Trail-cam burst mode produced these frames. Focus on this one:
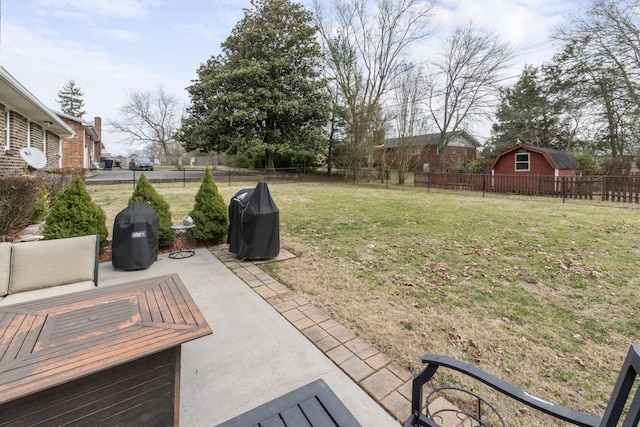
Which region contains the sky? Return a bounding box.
[0,0,582,156]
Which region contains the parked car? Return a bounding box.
[129,156,154,171]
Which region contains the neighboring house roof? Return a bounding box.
[0,67,74,137]
[55,111,101,142]
[381,130,482,149]
[492,144,580,170]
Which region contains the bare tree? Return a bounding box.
[427,23,513,167]
[390,67,426,184]
[108,86,183,159]
[314,0,435,170]
[553,0,640,158]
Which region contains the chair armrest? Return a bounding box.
[93,234,100,286]
[407,354,600,427]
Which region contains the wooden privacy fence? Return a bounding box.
[414,172,640,203]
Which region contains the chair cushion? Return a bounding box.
[0,281,95,306]
[0,243,11,297]
[9,235,97,294]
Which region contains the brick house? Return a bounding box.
[375,130,480,171]
[56,112,103,170]
[0,67,74,174]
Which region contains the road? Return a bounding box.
[85,168,216,185]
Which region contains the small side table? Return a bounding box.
[169,224,196,259]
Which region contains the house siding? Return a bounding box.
[0,106,61,173]
[377,133,478,171]
[60,120,85,169]
[58,116,102,169]
[493,150,555,175]
[419,145,477,171]
[45,131,61,169]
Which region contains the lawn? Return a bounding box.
[88,179,640,426]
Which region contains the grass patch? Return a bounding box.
[90,180,640,425]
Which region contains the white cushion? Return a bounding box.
[0,280,95,306]
[9,235,97,293]
[0,243,11,297]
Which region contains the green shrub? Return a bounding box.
[31,185,49,223]
[467,159,484,174]
[576,152,602,175]
[189,166,229,244]
[129,173,173,248]
[0,175,42,237]
[43,174,108,249]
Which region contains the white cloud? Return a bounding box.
[33,0,158,19]
[92,28,145,42]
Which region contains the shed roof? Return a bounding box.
[492,145,580,170]
[381,130,481,149]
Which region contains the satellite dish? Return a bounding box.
[19,147,47,170]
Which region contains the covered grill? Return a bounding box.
[112,202,159,270]
[227,181,279,260]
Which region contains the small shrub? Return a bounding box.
[576,152,602,175]
[189,166,229,244]
[129,173,173,248]
[0,175,42,237]
[31,185,49,223]
[43,174,108,249]
[467,159,484,174]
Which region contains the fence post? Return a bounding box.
[228,169,231,186]
[562,176,566,203]
[482,173,486,197]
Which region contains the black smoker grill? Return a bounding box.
[228,180,280,260]
[112,202,159,270]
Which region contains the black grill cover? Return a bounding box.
[227,181,279,260]
[112,202,159,270]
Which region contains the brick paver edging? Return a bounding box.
[209,245,416,424]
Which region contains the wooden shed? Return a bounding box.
[490,144,580,194]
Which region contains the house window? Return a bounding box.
[515,152,530,171]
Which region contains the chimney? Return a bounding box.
[94,117,102,140]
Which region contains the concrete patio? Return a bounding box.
[98,247,404,426]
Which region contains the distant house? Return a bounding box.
[375,130,480,171]
[56,112,103,170]
[491,144,580,194]
[0,67,74,173]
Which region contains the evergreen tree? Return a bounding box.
[178,0,329,169]
[189,167,229,244]
[128,174,173,248]
[57,79,86,118]
[489,65,567,154]
[43,174,108,249]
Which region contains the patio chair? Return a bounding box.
[404,344,640,427]
[215,379,362,427]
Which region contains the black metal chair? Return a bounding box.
[404,344,640,427]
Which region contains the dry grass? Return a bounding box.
[90,180,640,426]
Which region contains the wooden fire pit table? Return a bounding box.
[0,273,212,426]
